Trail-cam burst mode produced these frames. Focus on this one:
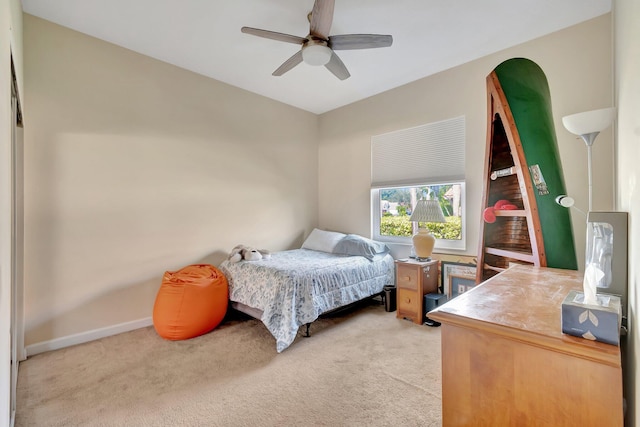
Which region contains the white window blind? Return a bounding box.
[371,116,465,188]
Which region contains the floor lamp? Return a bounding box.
[561,107,617,305]
[561,107,616,211]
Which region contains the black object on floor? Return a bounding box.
[383,285,396,312]
[424,317,441,327]
[424,293,447,311]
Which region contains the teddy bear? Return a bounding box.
[227,244,272,263]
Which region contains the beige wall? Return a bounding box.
[22,15,319,346]
[614,1,639,425]
[318,15,614,264]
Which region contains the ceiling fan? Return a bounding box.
[241,0,393,80]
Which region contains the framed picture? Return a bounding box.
[440,261,477,299]
[449,274,477,299]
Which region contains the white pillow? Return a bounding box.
[301,228,346,253]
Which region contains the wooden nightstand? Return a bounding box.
[395,259,439,324]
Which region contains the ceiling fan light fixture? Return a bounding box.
[302,44,332,66]
[241,0,392,79]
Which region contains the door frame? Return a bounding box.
[10,55,24,426]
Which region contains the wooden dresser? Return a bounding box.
[428,265,623,426]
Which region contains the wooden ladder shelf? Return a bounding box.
[476,72,545,283]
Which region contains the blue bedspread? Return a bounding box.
[220,249,394,352]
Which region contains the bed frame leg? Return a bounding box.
[304,323,311,337]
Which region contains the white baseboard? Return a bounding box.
[25,317,153,357]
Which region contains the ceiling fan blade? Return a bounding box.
[324,51,350,80]
[241,27,306,45]
[272,50,304,76]
[329,34,393,50]
[309,0,335,40]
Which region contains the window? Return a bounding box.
[372,183,465,250]
[371,116,466,251]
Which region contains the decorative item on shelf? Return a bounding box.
[409,199,446,261]
[561,107,616,211]
[482,199,519,224]
[490,166,516,180]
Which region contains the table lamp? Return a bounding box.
[409,199,446,260]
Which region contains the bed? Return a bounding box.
[219,230,395,352]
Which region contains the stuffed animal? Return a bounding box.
[227,245,271,263]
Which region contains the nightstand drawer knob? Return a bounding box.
[404,297,411,303]
[403,275,411,281]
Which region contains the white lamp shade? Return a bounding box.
[562,107,616,136]
[302,44,332,66]
[409,200,446,223]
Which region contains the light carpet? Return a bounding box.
[16,300,442,426]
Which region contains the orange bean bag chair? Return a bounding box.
[153,264,228,340]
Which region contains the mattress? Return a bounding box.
[220,248,394,352]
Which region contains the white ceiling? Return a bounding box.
[21,0,611,114]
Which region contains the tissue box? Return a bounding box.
[561,290,622,345]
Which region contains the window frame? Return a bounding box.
[371,181,466,252]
